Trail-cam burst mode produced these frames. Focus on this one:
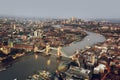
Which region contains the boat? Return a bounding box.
[14,78,17,80]
[26,70,52,80]
[0,67,6,72]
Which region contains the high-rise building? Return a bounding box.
[8,41,13,48]
[71,17,76,21]
[38,29,43,38]
[34,30,38,37]
[13,24,16,30]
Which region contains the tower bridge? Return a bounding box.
[36,44,90,58]
[36,44,63,58]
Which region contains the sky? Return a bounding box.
[0,0,120,19]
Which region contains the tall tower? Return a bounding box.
[91,54,95,65]
[45,43,50,55]
[38,29,43,38]
[34,30,38,37]
[13,24,16,30]
[71,17,76,21]
[8,41,13,48]
[57,46,61,57]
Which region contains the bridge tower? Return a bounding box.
[57,46,62,58]
[91,54,95,65]
[45,43,50,55]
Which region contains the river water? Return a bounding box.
[62,31,106,56]
[0,31,106,80]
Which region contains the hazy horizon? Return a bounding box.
[0,0,120,19]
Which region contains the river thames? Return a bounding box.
[0,31,106,80]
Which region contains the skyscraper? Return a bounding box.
[34,30,38,37]
[13,24,16,30]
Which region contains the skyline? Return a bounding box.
[0,0,120,19]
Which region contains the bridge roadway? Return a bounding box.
[36,47,57,52]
